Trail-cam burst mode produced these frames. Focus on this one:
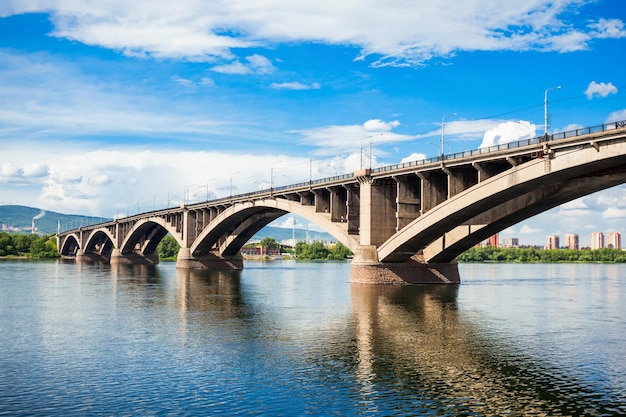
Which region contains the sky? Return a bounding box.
[1,0,625,247]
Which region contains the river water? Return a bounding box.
[0,260,624,416]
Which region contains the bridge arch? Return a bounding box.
[119,217,183,257]
[378,141,626,263]
[59,233,80,257]
[83,228,116,257]
[189,198,359,257]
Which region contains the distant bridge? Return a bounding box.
[58,120,626,284]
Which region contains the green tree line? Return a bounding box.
[240,237,354,260]
[295,241,352,260]
[458,246,626,263]
[0,232,59,258]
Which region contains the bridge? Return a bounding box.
[57,120,626,284]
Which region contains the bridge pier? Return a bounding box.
[350,245,460,285]
[109,249,159,265]
[175,248,244,270]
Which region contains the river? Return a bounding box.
[0,260,624,416]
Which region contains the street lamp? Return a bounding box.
[441,113,457,159]
[516,121,532,141]
[270,161,282,195]
[360,133,382,169]
[230,172,239,198]
[327,164,337,176]
[544,86,561,136]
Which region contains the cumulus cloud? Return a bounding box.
[400,153,427,164]
[363,119,400,131]
[605,109,626,124]
[88,174,112,186]
[479,121,536,148]
[2,1,624,66]
[585,81,618,99]
[0,162,50,184]
[602,207,626,219]
[520,224,543,234]
[22,163,50,178]
[294,119,413,156]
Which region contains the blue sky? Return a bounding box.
[1,0,625,246]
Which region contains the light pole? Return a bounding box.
[441,113,457,160]
[544,86,561,136]
[516,121,533,140]
[270,161,282,196]
[327,164,337,176]
[205,178,215,201]
[230,172,239,198]
[360,133,382,170]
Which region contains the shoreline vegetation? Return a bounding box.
[457,246,626,263]
[2,231,626,263]
[0,232,59,259]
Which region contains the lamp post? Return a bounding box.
[360,133,383,170]
[544,86,561,136]
[327,164,337,176]
[270,161,282,196]
[516,121,532,141]
[441,113,457,160]
[230,172,239,198]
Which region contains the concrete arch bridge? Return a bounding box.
[57,121,626,284]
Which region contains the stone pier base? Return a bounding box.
[350,246,460,285]
[176,248,243,270]
[110,252,159,265]
[75,253,109,263]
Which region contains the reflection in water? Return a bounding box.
[349,284,623,416]
[1,261,624,416]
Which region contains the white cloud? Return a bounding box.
[585,81,618,99]
[561,198,587,210]
[602,207,626,219]
[22,163,50,178]
[400,153,427,164]
[363,119,400,132]
[171,76,194,87]
[588,18,626,39]
[294,119,414,156]
[270,82,321,90]
[606,109,626,124]
[88,174,112,186]
[0,162,50,184]
[0,163,21,178]
[520,224,543,234]
[211,54,275,75]
[479,121,536,148]
[2,1,624,66]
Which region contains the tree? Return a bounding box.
[158,235,180,259]
[29,234,59,258]
[0,232,17,256]
[13,234,36,254]
[260,237,279,249]
[296,241,329,260]
[328,242,352,260]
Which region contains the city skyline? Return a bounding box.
[1,1,625,246]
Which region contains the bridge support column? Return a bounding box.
[109,249,159,265]
[350,246,460,285]
[175,247,244,270]
[75,249,110,263]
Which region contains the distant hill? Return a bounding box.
[0,205,335,242]
[0,205,108,234]
[251,225,335,243]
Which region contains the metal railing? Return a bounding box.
[59,119,626,233]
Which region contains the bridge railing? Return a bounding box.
[372,119,626,174]
[58,119,626,234]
